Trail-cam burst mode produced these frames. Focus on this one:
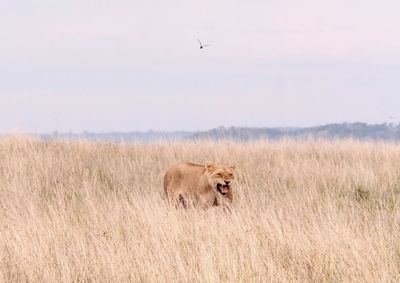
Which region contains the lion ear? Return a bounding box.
[205,163,215,173]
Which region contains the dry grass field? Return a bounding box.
[1,137,400,282]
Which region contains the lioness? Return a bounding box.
[163,162,235,208]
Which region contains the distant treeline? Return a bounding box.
[41,122,400,142]
[192,123,400,141]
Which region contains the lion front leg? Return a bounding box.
[195,192,215,209]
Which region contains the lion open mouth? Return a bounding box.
[217,183,230,195]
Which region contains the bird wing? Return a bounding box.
[197,39,202,46]
[202,44,210,47]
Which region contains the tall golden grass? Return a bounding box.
[1,137,400,282]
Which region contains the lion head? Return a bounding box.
[205,163,235,196]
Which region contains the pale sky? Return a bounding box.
[1,0,400,133]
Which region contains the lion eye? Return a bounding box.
[217,173,223,177]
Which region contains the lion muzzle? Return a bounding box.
[217,183,230,195]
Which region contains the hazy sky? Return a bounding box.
[1,0,400,133]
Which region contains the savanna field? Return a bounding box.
[1,137,400,282]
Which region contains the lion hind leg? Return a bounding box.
[178,194,187,208]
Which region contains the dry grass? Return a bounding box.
[1,137,400,282]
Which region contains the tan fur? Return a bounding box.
[163,162,236,208]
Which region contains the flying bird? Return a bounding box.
[197,39,210,49]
